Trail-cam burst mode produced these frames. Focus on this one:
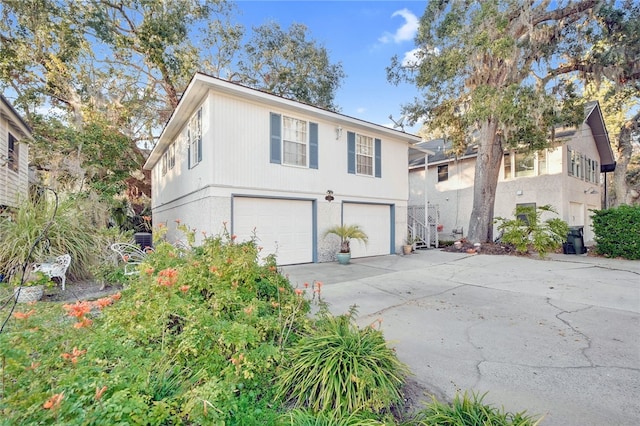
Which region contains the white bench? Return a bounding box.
[110,243,152,275]
[32,253,72,291]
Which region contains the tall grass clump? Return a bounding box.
[0,195,104,279]
[276,306,409,416]
[413,392,542,426]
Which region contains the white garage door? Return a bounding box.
[233,197,313,265]
[343,203,391,258]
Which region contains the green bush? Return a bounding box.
[413,392,542,426]
[275,306,409,416]
[592,204,640,259]
[495,204,569,257]
[0,226,310,424]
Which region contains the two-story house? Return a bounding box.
[143,72,422,265]
[409,101,616,245]
[1,94,31,210]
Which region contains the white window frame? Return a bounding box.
[7,132,18,173]
[437,164,448,182]
[282,115,308,167]
[356,134,374,176]
[189,108,202,168]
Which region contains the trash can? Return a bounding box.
[563,226,586,255]
[134,232,153,251]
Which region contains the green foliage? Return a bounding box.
[495,205,569,257]
[239,22,346,111]
[323,224,369,253]
[413,392,541,426]
[591,205,640,259]
[279,408,386,425]
[0,226,311,424]
[275,307,409,416]
[0,195,105,280]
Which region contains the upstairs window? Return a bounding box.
[7,132,18,173]
[356,134,373,176]
[188,108,202,169]
[282,116,308,167]
[437,164,448,182]
[504,149,548,179]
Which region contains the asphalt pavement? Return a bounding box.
[282,249,640,426]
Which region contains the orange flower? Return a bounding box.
[231,234,237,241]
[174,219,181,224]
[243,306,254,315]
[294,289,303,296]
[13,309,36,319]
[303,282,309,288]
[157,267,179,287]
[61,347,87,364]
[209,266,218,273]
[123,254,130,262]
[315,281,323,288]
[142,215,151,222]
[271,301,280,308]
[179,285,190,293]
[63,301,92,318]
[43,392,64,410]
[73,317,93,329]
[111,292,122,301]
[95,385,107,401]
[269,265,277,272]
[144,267,155,275]
[93,297,113,309]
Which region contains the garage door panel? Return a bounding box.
[343,203,390,258]
[234,198,313,265]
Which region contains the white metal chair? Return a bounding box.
[110,243,151,275]
[32,253,72,291]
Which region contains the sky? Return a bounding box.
[233,1,426,134]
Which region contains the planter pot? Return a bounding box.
[13,285,44,303]
[402,245,413,255]
[336,252,351,265]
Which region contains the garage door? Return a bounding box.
[343,203,391,258]
[233,197,314,265]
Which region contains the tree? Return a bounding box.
[388,0,600,243]
[236,22,346,111]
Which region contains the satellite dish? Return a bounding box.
[389,114,406,131]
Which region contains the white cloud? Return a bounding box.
[356,107,367,114]
[401,47,423,67]
[378,8,419,44]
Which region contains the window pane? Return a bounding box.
[537,150,547,175]
[504,153,511,179]
[356,134,373,175]
[437,164,448,182]
[515,152,534,177]
[283,116,307,166]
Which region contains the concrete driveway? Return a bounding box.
[282,250,640,426]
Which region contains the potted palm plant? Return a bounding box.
[323,224,368,265]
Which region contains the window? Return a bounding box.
[7,133,18,173]
[356,134,373,176]
[515,151,535,177]
[162,152,167,176]
[282,116,308,166]
[537,149,547,175]
[503,152,511,179]
[437,164,448,182]
[188,108,202,169]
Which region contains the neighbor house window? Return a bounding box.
[282,116,308,166]
[515,151,535,177]
[437,164,448,182]
[503,152,511,179]
[537,149,548,175]
[188,108,202,169]
[356,134,373,176]
[7,132,18,173]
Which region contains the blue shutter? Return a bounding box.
[309,122,318,169]
[347,131,355,174]
[270,112,282,164]
[375,138,382,178]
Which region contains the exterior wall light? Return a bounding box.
[325,190,334,202]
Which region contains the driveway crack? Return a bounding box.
[546,298,594,367]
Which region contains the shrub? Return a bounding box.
[591,204,640,259]
[0,195,106,280]
[275,306,409,416]
[413,392,542,426]
[495,204,569,257]
[0,226,310,424]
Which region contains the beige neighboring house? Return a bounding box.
[409,101,616,245]
[1,94,31,209]
[143,72,422,265]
